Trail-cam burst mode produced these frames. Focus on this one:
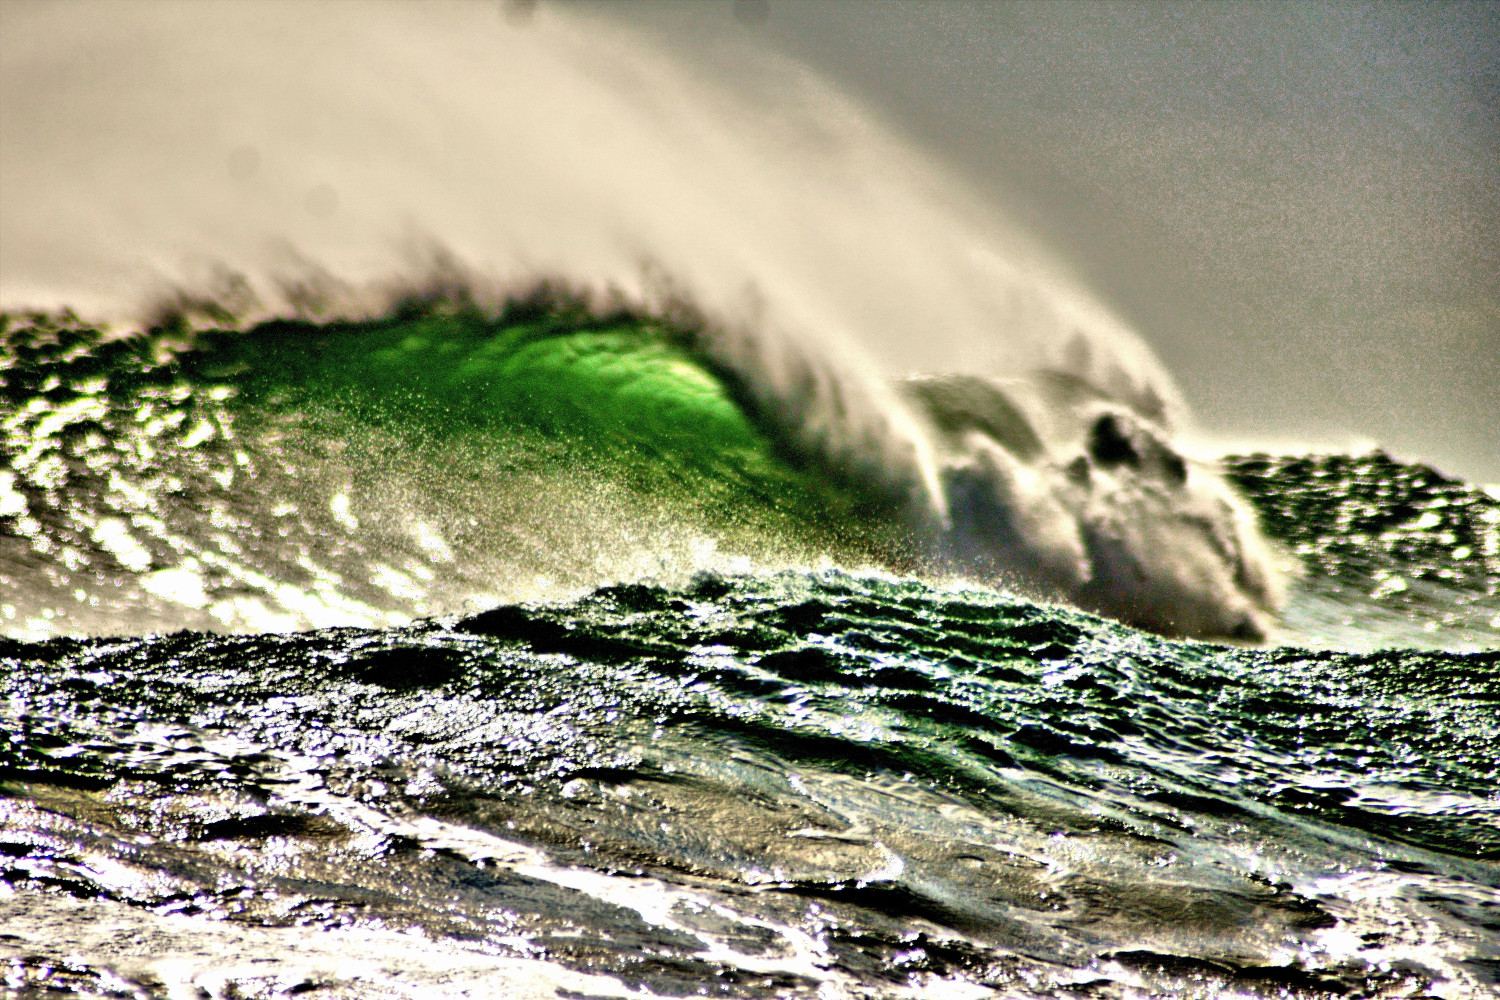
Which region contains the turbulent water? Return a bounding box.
[0,302,1496,999]
[1,5,1496,996]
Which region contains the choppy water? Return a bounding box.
[0,305,1496,999]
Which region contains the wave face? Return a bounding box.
[0,302,1276,642]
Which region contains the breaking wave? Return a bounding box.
[0,287,1277,641]
[0,1,1278,638]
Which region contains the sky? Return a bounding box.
[2,0,1496,482]
[590,0,1500,482]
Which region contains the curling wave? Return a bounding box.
[656,283,1281,638]
[2,0,1279,637]
[1,284,1278,640]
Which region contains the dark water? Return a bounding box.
[1,308,1496,998]
[1230,452,1500,654]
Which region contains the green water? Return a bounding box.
[0,305,1496,998]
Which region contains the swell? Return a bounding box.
[1,1,1289,638]
[2,282,1276,641]
[2,568,1495,997]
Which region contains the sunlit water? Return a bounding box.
[0,308,1495,999]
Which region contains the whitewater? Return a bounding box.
[0,3,1495,998]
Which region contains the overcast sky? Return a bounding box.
[589,0,1499,482]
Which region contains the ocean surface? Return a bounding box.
[0,302,1495,1000]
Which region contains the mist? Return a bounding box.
[0,1,1159,387]
[599,0,1500,482]
[2,0,1494,486]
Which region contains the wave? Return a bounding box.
[2,286,1276,641]
[2,565,1495,997]
[0,1,1287,638]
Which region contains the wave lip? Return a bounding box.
[901,370,1281,639]
[675,296,1283,639]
